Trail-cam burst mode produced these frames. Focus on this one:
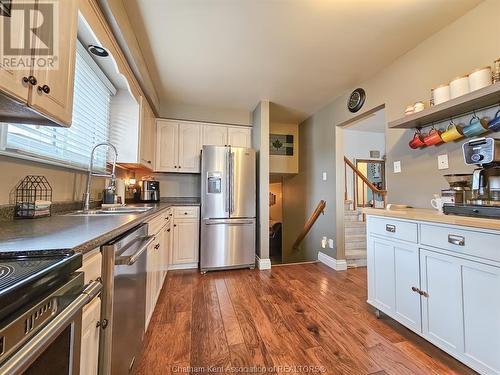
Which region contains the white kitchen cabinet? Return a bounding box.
[169,206,199,268]
[202,125,228,146]
[139,98,156,169]
[80,296,101,375]
[228,127,252,147]
[145,237,161,330]
[178,122,202,172]
[367,214,500,375]
[368,236,421,332]
[420,249,464,354]
[156,120,201,173]
[0,0,78,126]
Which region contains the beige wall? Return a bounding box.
[160,102,252,126]
[270,122,299,174]
[252,101,270,259]
[0,155,106,206]
[296,0,500,260]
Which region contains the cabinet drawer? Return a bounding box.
[147,214,165,235]
[367,216,418,243]
[79,250,102,284]
[173,206,199,219]
[420,224,500,263]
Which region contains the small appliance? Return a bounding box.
[135,180,160,202]
[441,174,473,204]
[443,138,500,218]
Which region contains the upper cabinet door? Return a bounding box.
[228,127,251,148]
[29,0,78,126]
[178,123,201,173]
[139,98,155,170]
[156,121,178,172]
[202,125,228,146]
[0,2,30,103]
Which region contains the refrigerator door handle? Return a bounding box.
[204,218,254,225]
[225,148,230,213]
[230,151,235,214]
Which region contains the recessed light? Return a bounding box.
[88,45,109,57]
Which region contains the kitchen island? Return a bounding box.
[364,207,500,375]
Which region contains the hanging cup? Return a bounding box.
[423,128,443,146]
[409,129,426,149]
[462,114,489,137]
[487,109,500,133]
[441,121,464,143]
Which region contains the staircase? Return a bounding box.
[344,200,367,267]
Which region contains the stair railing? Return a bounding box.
[292,200,326,250]
[344,156,387,220]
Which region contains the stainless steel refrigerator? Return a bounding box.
[200,145,256,272]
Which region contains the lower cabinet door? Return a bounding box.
[461,258,500,374]
[80,296,101,375]
[420,249,464,354]
[172,220,199,264]
[368,237,395,312]
[393,243,421,332]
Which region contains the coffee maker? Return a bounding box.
[443,137,500,218]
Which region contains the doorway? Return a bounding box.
[269,178,284,264]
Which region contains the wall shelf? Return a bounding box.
[388,82,500,129]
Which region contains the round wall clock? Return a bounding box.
[347,88,366,113]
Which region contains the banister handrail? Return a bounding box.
[344,157,387,196]
[292,200,326,250]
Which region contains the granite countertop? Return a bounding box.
[0,197,200,255]
[364,207,500,231]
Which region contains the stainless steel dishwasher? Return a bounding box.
[99,224,154,375]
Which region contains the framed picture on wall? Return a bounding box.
[270,134,294,155]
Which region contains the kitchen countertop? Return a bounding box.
[0,198,200,255]
[364,207,500,231]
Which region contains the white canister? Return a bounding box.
[450,75,470,99]
[469,66,492,91]
[433,84,450,105]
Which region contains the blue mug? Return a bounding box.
[462,116,488,138]
[487,110,500,133]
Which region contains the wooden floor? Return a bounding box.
[136,263,475,375]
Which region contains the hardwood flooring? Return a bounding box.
[135,263,475,375]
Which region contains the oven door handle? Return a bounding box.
[0,280,102,375]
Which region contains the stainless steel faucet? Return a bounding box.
[83,142,118,212]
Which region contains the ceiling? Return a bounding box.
[122,0,481,123]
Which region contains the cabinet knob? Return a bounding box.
[174,224,177,227]
[167,229,171,232]
[147,160,152,164]
[178,166,181,169]
[420,290,429,298]
[174,166,177,168]
[37,84,50,94]
[22,76,37,85]
[184,212,188,215]
[99,319,109,329]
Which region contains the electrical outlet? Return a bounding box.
[328,238,334,249]
[321,236,327,249]
[393,161,401,173]
[322,172,327,181]
[438,154,449,170]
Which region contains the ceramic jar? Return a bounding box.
[450,75,470,99]
[469,66,492,91]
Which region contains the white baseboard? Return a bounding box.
[168,262,198,270]
[255,255,272,270]
[318,252,347,271]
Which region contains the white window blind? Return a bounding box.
[2,42,116,170]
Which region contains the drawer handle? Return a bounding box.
[411,286,419,293]
[385,224,396,233]
[154,244,160,250]
[448,234,465,246]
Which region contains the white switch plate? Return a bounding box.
[328,238,334,249]
[322,172,327,181]
[438,154,449,170]
[393,161,401,173]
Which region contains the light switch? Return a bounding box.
[322,172,327,181]
[438,154,449,170]
[328,238,334,249]
[393,161,401,173]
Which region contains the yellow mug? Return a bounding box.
[441,123,464,143]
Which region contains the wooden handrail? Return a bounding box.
[292,200,326,250]
[344,157,387,196]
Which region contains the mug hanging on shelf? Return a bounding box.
[441,120,464,143]
[423,127,443,146]
[487,109,500,133]
[409,129,426,149]
[462,113,489,137]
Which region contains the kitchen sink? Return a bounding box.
[66,206,154,216]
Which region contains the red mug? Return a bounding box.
[409,130,426,149]
[423,128,443,146]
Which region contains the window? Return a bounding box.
[0,42,116,170]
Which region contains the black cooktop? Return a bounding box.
[443,203,500,219]
[0,253,82,321]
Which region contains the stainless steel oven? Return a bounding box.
[0,273,102,375]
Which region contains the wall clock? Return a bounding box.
[347,88,366,113]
